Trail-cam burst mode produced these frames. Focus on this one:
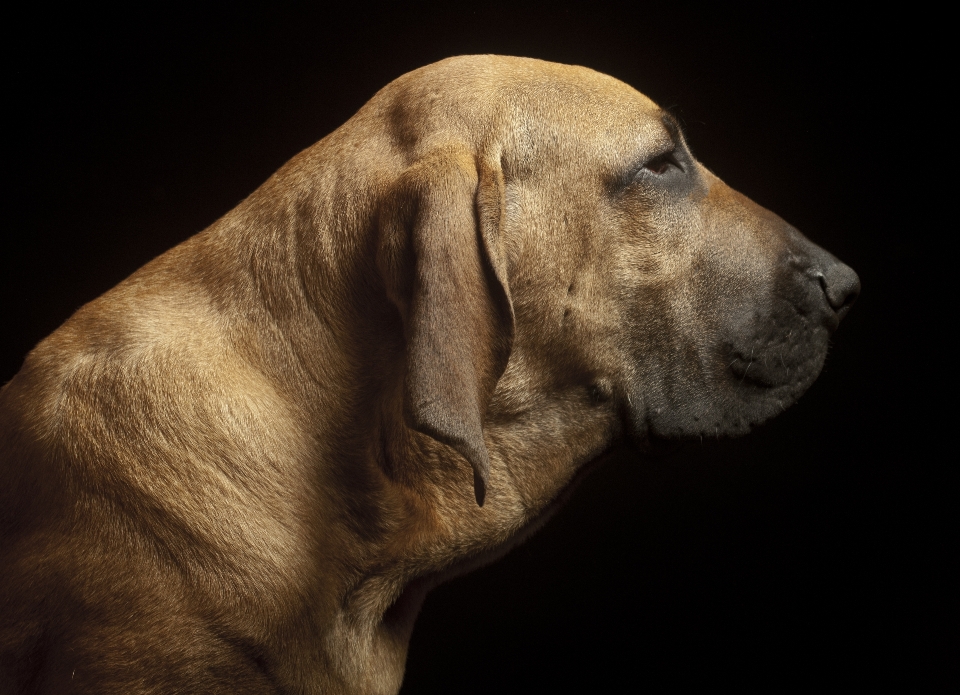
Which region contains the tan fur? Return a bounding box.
[0,56,857,694]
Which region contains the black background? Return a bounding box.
[5,3,954,692]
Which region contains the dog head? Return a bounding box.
[371,56,858,506]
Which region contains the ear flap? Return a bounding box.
[378,148,513,506]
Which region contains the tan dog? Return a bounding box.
[0,55,858,694]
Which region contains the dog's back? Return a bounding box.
[0,241,308,692]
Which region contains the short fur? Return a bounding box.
[0,56,858,694]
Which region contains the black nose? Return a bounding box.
[819,262,860,322]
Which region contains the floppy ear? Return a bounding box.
[378,147,513,506]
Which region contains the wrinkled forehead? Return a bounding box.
[507,66,663,129]
[493,64,672,176]
[381,57,671,171]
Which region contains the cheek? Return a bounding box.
[618,187,836,438]
[689,239,777,330]
[685,215,824,370]
[616,204,727,344]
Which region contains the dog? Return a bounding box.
[0,55,858,694]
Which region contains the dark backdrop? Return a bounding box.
[5,4,953,692]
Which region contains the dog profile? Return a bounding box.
[0,55,859,694]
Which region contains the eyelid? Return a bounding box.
[630,147,682,180]
[645,149,681,173]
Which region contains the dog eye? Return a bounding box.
[643,151,680,175]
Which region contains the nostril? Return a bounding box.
[821,263,861,315]
[837,279,860,309]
